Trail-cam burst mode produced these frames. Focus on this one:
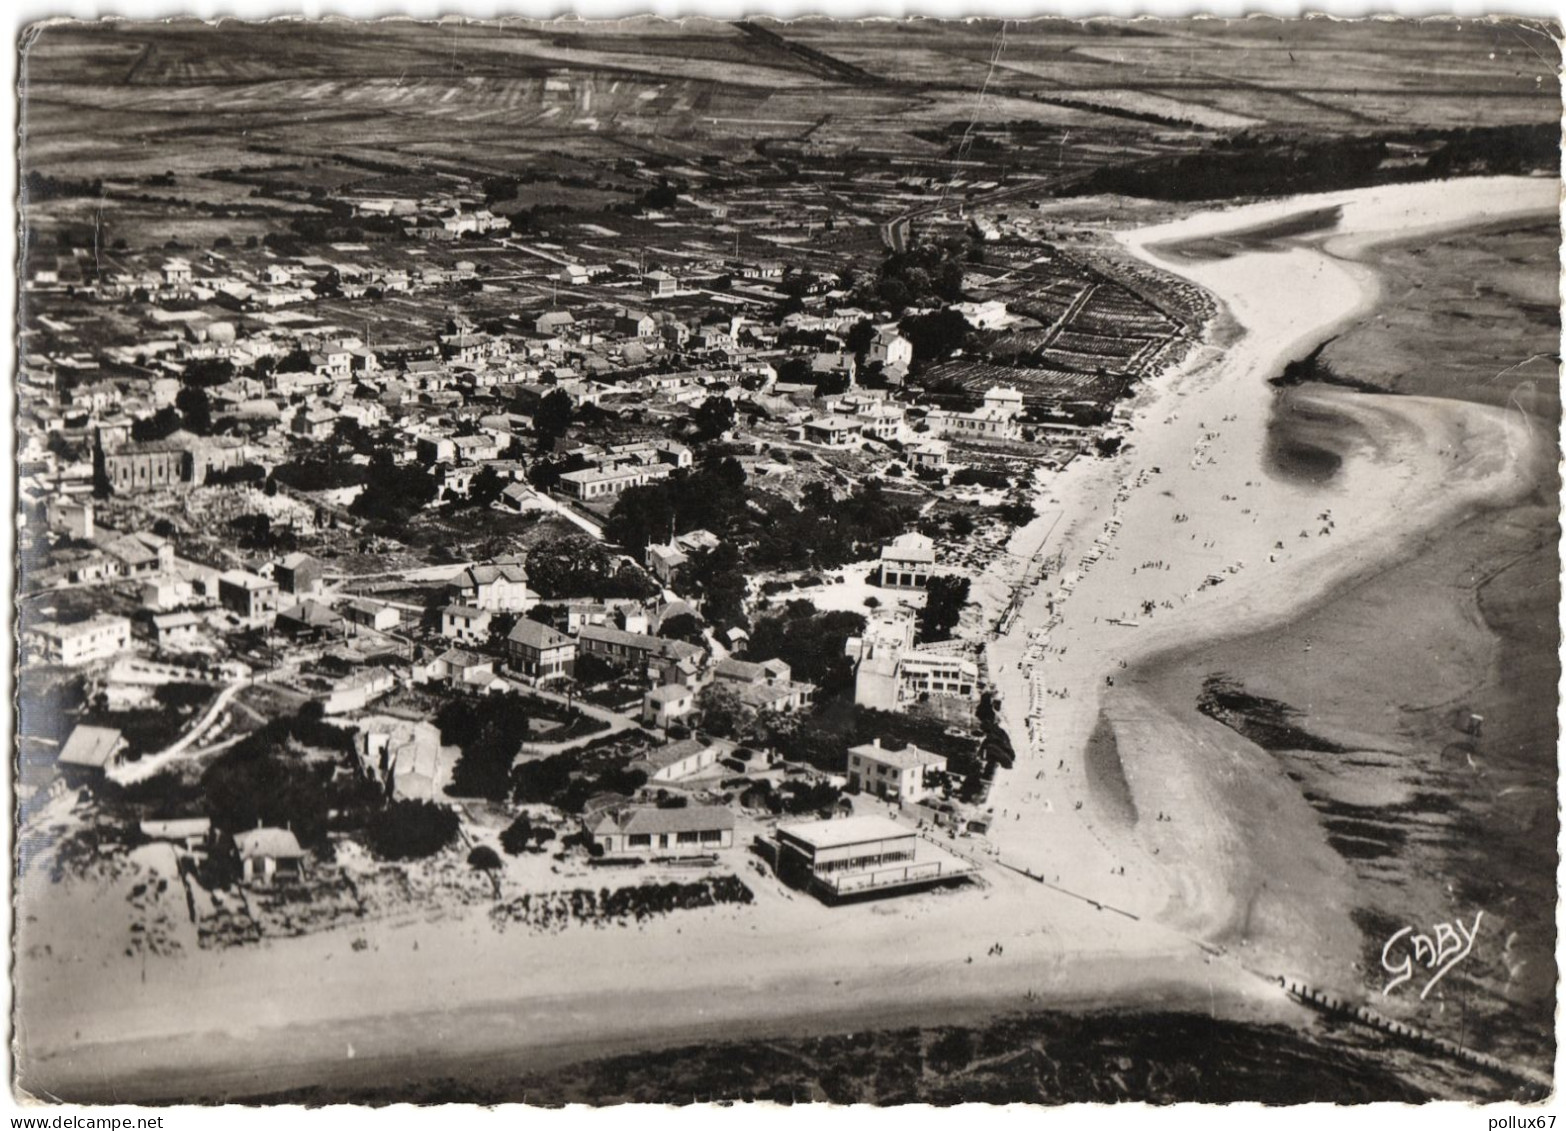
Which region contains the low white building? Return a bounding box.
[642,683,696,729]
[29,615,132,666]
[588,805,734,857]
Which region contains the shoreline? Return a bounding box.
[15,174,1558,1103]
[984,173,1555,981]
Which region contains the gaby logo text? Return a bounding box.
[1381,911,1483,1000]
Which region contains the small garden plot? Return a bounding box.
[1051,330,1152,359]
[235,871,366,941]
[489,876,753,934]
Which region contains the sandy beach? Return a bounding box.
[985,174,1556,983]
[17,175,1557,1102]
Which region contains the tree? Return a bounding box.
[500,813,557,855]
[534,389,574,448]
[900,308,972,367]
[686,543,748,631]
[846,318,876,367]
[527,531,657,601]
[349,453,437,525]
[200,749,331,849]
[778,357,813,386]
[439,692,532,802]
[366,800,460,860]
[691,395,736,442]
[658,611,705,644]
[175,386,212,434]
[696,681,749,739]
[500,813,535,856]
[918,575,971,644]
[468,845,502,871]
[467,465,506,509]
[573,651,618,687]
[131,406,183,443]
[745,604,866,698]
[605,459,748,557]
[928,1029,975,1074]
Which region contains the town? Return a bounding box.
[17,71,1221,944]
[15,16,1561,1108]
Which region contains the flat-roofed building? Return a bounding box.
[557,461,674,501]
[774,815,974,902]
[30,615,132,666]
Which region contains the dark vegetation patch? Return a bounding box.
[489,876,753,933]
[1197,674,1345,754]
[1270,338,1391,394]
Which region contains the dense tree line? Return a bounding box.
[605,457,748,556]
[367,800,460,860]
[1078,123,1559,203]
[198,705,364,850]
[527,532,658,601]
[851,238,970,315]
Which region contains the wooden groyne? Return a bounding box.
[1282,978,1553,1093]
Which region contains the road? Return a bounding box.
[109,679,250,785]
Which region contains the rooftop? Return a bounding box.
[594,805,734,837]
[848,740,945,770]
[234,827,306,860]
[776,815,913,851]
[58,725,126,769]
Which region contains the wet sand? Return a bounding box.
[987,174,1555,979]
[1121,217,1560,1071]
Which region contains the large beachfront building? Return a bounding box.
[773,815,974,902]
[848,611,980,712]
[925,385,1025,443]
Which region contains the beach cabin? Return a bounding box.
[234,826,307,885]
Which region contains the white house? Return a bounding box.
[876,532,936,589]
[847,738,947,803]
[642,683,696,729]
